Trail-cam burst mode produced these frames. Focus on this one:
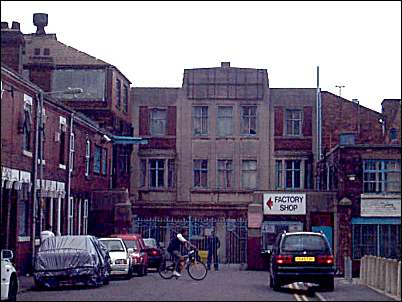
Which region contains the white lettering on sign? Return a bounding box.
[263,193,306,215]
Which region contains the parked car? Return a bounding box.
[111,234,149,276]
[143,238,163,269]
[269,231,336,291]
[1,250,18,301]
[99,238,132,279]
[34,235,111,289]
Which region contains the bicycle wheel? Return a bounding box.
[187,260,208,281]
[158,259,175,279]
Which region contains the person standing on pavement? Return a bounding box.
[206,229,220,271]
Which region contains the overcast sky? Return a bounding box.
[1,1,401,112]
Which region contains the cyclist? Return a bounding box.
[167,227,197,277]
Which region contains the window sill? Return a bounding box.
[139,188,176,192]
[192,136,210,140]
[59,164,66,170]
[37,159,46,165]
[216,137,236,140]
[22,150,33,158]
[240,136,259,140]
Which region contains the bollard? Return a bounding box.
[369,256,376,286]
[390,259,398,296]
[385,259,392,294]
[344,256,352,282]
[378,257,386,291]
[375,256,383,289]
[397,261,401,299]
[360,256,366,285]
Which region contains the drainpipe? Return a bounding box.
[66,112,74,234]
[316,66,322,189]
[31,92,41,270]
[38,92,45,239]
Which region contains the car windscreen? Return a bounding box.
[281,235,329,253]
[123,239,138,249]
[100,240,125,252]
[143,238,157,248]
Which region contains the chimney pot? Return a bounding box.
[11,22,20,30]
[1,22,9,29]
[221,62,230,68]
[33,13,48,35]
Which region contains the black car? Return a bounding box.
[269,231,336,291]
[34,235,111,289]
[143,238,163,269]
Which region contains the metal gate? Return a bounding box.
[131,216,248,264]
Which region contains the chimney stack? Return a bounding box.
[11,22,20,30]
[33,13,48,35]
[1,20,25,74]
[221,62,230,68]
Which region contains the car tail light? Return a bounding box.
[151,250,158,256]
[317,255,334,264]
[275,255,292,264]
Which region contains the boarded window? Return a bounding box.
[242,160,257,189]
[217,106,233,137]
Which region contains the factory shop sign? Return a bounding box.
[263,193,306,215]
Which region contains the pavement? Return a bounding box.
[17,273,400,301]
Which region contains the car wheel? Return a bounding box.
[103,269,110,285]
[8,275,18,301]
[269,273,273,288]
[143,265,148,276]
[126,267,133,280]
[33,277,45,291]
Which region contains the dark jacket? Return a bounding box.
[206,235,220,252]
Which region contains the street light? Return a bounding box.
[31,87,83,270]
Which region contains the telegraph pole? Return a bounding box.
[335,85,345,97]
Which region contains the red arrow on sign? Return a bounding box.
[266,198,273,210]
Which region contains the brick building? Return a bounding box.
[1,15,143,274]
[132,62,400,273]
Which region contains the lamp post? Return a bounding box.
[31,87,83,271]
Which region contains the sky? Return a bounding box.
[1,1,401,112]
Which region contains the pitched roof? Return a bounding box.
[23,33,109,67]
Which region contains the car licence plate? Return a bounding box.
[295,256,315,262]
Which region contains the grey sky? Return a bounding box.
[1,1,401,112]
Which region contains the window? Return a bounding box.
[68,197,74,235]
[94,145,102,174]
[340,133,356,145]
[193,159,208,188]
[192,106,208,136]
[242,160,257,189]
[85,139,91,176]
[285,160,301,189]
[285,109,302,136]
[305,161,314,190]
[363,160,401,193]
[34,48,40,55]
[116,79,121,109]
[150,108,167,136]
[353,223,400,260]
[217,160,233,189]
[119,146,130,175]
[389,128,398,141]
[275,160,283,189]
[18,199,29,236]
[241,106,257,135]
[101,148,108,175]
[217,106,233,137]
[69,133,75,172]
[44,48,50,56]
[22,95,32,152]
[123,85,128,113]
[83,199,88,235]
[59,117,67,165]
[140,159,146,187]
[168,159,175,188]
[149,159,165,187]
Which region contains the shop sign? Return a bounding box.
[361,197,401,217]
[263,193,306,215]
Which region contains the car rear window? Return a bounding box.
[281,235,329,253]
[123,239,138,249]
[100,240,125,252]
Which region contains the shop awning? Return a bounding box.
[111,135,148,145]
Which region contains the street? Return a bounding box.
[17,267,396,301]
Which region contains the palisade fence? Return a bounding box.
[131,216,248,265]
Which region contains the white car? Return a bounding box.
[99,238,132,279]
[1,250,18,301]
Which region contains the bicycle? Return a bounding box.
[158,249,208,281]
